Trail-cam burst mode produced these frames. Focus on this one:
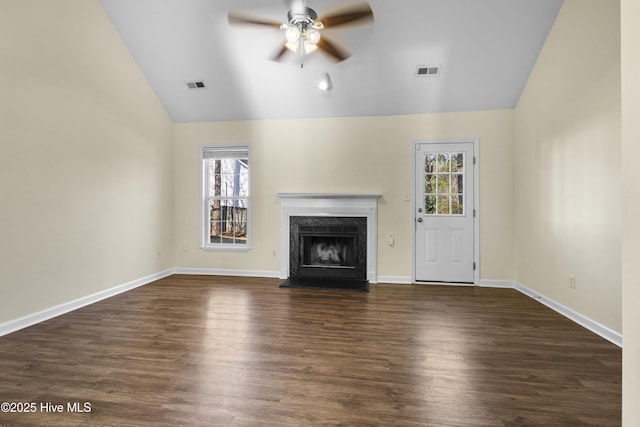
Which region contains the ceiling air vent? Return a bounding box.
[415,66,440,77]
[186,80,206,89]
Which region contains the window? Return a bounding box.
[424,152,465,215]
[201,145,250,250]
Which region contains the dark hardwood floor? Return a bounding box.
[0,275,621,426]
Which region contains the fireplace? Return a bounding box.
[289,216,367,282]
[277,193,381,288]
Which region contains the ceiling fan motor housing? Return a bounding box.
[287,7,318,30]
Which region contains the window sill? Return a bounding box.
[200,245,251,253]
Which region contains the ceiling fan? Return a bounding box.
[228,1,374,67]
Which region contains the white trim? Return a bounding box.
[416,281,474,287]
[199,246,251,253]
[0,269,173,338]
[411,138,480,284]
[376,276,412,284]
[513,281,622,347]
[173,268,280,278]
[277,193,381,200]
[477,279,515,288]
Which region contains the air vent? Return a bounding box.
[186,80,206,89]
[415,66,440,77]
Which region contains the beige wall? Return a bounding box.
[621,0,640,422]
[174,110,514,281]
[513,0,621,331]
[0,1,175,323]
[0,0,633,419]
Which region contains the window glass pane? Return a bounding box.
[209,198,220,224]
[210,221,223,244]
[240,164,249,180]
[233,222,248,243]
[438,153,451,173]
[210,173,221,196]
[425,174,436,194]
[452,195,464,215]
[220,175,231,197]
[438,174,450,194]
[452,153,464,172]
[425,154,436,174]
[452,174,464,194]
[438,195,450,214]
[425,195,436,214]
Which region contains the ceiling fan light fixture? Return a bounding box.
[285,39,299,52]
[285,26,300,43]
[306,28,321,45]
[304,41,318,54]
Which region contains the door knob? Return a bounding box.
[417,217,423,223]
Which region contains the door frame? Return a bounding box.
[411,138,480,285]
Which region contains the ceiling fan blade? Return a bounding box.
[272,44,292,61]
[317,2,373,29]
[228,12,283,29]
[317,36,351,62]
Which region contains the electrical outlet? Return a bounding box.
[569,275,576,289]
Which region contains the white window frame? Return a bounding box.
[200,144,251,252]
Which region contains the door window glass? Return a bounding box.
[424,152,465,215]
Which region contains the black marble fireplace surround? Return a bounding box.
[281,216,368,291]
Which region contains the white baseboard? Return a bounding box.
[477,279,516,288]
[417,281,474,286]
[513,281,622,348]
[376,276,412,284]
[0,269,174,338]
[173,267,281,279]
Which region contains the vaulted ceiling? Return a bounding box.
[98,0,563,123]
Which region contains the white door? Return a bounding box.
[414,142,475,283]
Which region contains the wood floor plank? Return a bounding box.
[0,275,621,426]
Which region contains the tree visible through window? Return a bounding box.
[202,146,250,249]
[424,152,465,215]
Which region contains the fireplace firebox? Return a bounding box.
[286,216,368,289]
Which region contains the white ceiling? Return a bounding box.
[98,0,563,123]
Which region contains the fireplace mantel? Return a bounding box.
[277,193,381,282]
[277,193,382,199]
